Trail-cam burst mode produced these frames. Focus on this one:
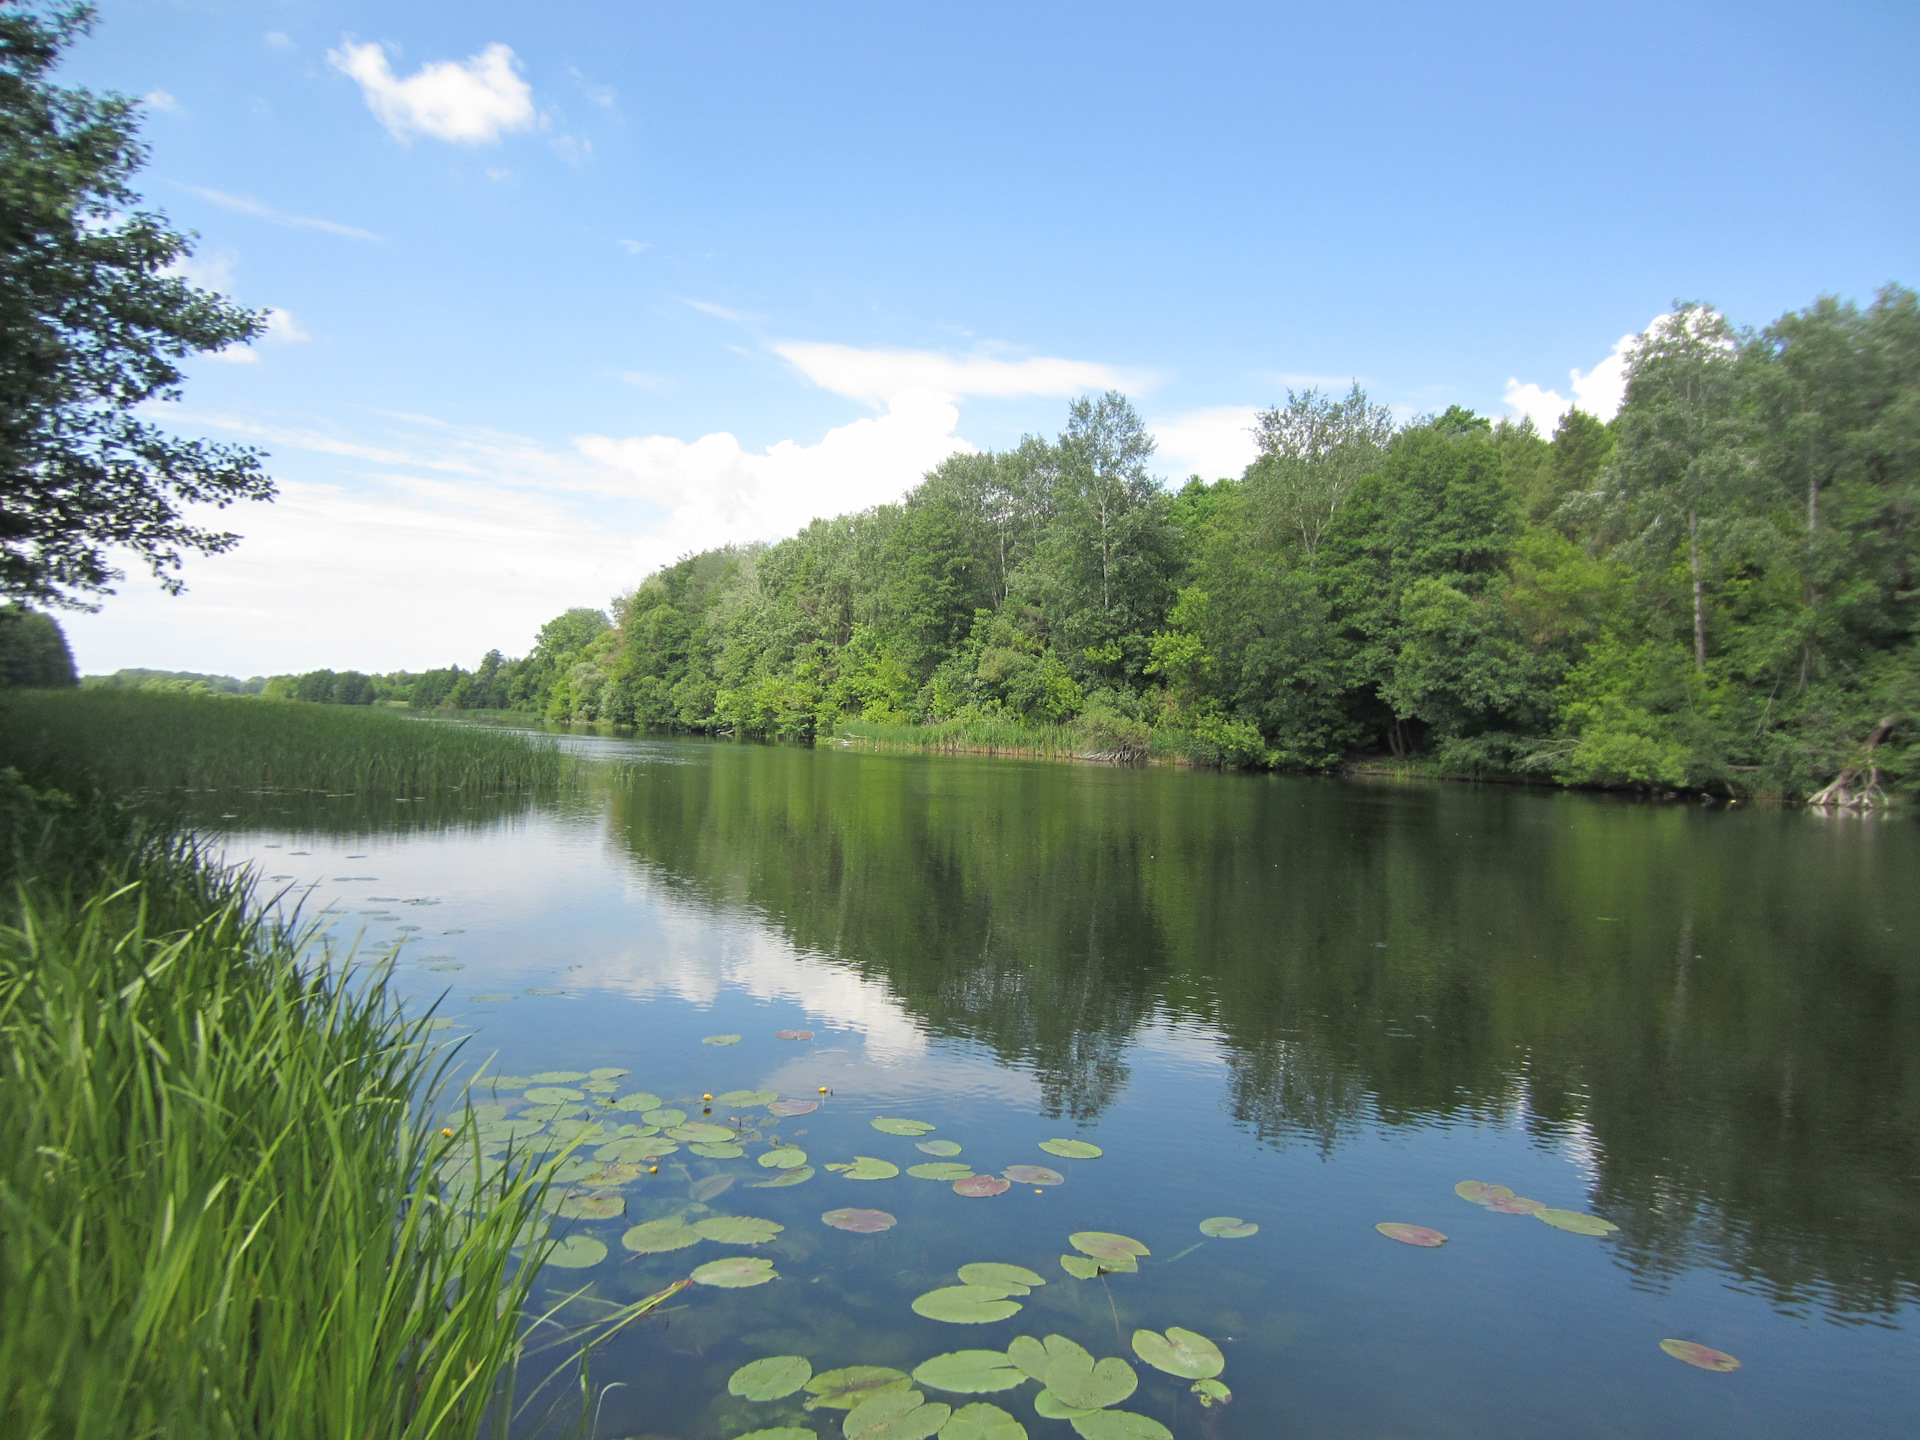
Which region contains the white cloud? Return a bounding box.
[1502,319,1660,432]
[1151,405,1260,481]
[774,341,1146,407]
[167,246,238,294]
[144,89,180,113]
[262,308,310,344]
[179,184,381,241]
[264,31,294,50]
[328,40,537,145]
[616,238,648,254]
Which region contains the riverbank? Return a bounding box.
[0,691,562,1439]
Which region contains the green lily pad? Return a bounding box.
[1130,1327,1222,1379]
[641,1108,687,1128]
[520,1103,586,1123]
[532,1070,589,1083]
[1068,1232,1149,1262]
[1059,1256,1101,1279]
[541,1234,607,1269]
[717,1089,778,1106]
[595,1136,678,1163]
[546,1188,624,1220]
[611,1092,664,1112]
[691,1255,777,1287]
[1038,1140,1102,1160]
[958,1263,1045,1291]
[1034,1391,1096,1420]
[804,1366,912,1410]
[580,1079,619,1093]
[691,1141,745,1159]
[469,1104,507,1124]
[471,994,514,1003]
[844,1389,949,1440]
[821,1207,896,1232]
[1659,1338,1740,1371]
[767,1098,819,1117]
[543,1158,597,1185]
[1198,1216,1258,1238]
[941,1402,1027,1440]
[525,987,564,996]
[588,1067,629,1080]
[749,1165,815,1187]
[1534,1208,1619,1236]
[692,1215,784,1244]
[691,1173,736,1202]
[831,1156,899,1180]
[701,1034,743,1046]
[482,1075,532,1088]
[734,1431,815,1440]
[1045,1352,1136,1411]
[1068,1411,1170,1440]
[1007,1336,1051,1382]
[911,1285,1024,1324]
[1455,1181,1514,1205]
[910,1350,1027,1394]
[908,1162,975,1181]
[871,1117,936,1136]
[1192,1378,1231,1407]
[954,1176,1009,1197]
[760,1147,810,1169]
[620,1217,703,1253]
[729,1354,813,1400]
[916,1139,963,1157]
[1488,1195,1545,1214]
[1001,1166,1064,1186]
[1375,1223,1447,1246]
[547,1120,611,1143]
[670,1121,737,1142]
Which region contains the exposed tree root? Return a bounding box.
[1807,715,1897,809]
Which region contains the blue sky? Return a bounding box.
[55,0,1920,676]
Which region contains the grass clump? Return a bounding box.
[837,716,1093,760]
[0,774,553,1439]
[0,688,566,796]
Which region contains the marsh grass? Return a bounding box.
[837,716,1090,760]
[0,688,567,796]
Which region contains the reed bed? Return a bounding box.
[837,716,1090,759]
[0,689,566,796]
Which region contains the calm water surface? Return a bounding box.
[210,734,1920,1440]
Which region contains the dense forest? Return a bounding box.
[94,286,1920,801]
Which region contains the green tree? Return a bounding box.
[0,599,72,684]
[0,4,272,607]
[1244,382,1396,558]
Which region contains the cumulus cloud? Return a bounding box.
[1502,320,1660,433]
[775,341,1144,407]
[144,89,180,113]
[1151,405,1260,481]
[207,308,310,365]
[179,184,381,241]
[328,40,536,145]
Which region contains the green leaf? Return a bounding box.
[717,1089,779,1106]
[1044,1354,1135,1411]
[692,1215,784,1244]
[595,1136,677,1163]
[620,1217,703,1253]
[804,1366,912,1410]
[749,1166,815,1188]
[1033,1392,1096,1420]
[871,1117,936,1136]
[760,1147,809,1169]
[471,994,513,1003]
[911,1350,1027,1394]
[916,1139,963,1156]
[1038,1139,1102,1159]
[691,1173,736,1202]
[532,1071,589,1083]
[611,1091,664,1112]
[1007,1335,1051,1382]
[1068,1411,1172,1440]
[735,1429,816,1440]
[1192,1378,1231,1407]
[701,1034,743,1045]
[1001,1166,1064,1186]
[1534,1208,1619,1236]
[836,1156,899,1180]
[957,1263,1045,1291]
[588,1067,629,1080]
[691,1255,777,1287]
[1068,1232,1149,1262]
[941,1402,1028,1440]
[729,1354,813,1400]
[1454,1181,1512,1205]
[910,1285,1024,1324]
[821,1207,896,1232]
[1059,1256,1101,1279]
[844,1389,949,1440]
[1197,1216,1257,1238]
[546,1188,624,1220]
[907,1162,975,1181]
[690,1142,744,1158]
[641,1108,687,1127]
[1129,1327,1222,1380]
[669,1121,737,1142]
[541,1234,606,1269]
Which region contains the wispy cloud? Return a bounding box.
[1150,405,1260,481]
[617,239,649,254]
[144,89,181,114]
[773,341,1148,407]
[328,40,537,145]
[178,185,381,242]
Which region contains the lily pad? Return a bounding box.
[1068,1232,1149,1262]
[471,994,514,1003]
[611,1092,665,1112]
[1059,1255,1102,1280]
[1130,1327,1222,1380]
[804,1366,912,1410]
[776,1029,815,1040]
[701,1034,743,1046]
[1044,1352,1136,1411]
[588,1067,630,1080]
[1068,1412,1171,1440]
[1034,1392,1096,1419]
[954,1176,1010,1198]
[917,1139,963,1157]
[691,1255,777,1287]
[1659,1339,1740,1371]
[1198,1216,1258,1238]
[1002,1166,1064,1186]
[547,1188,624,1220]
[750,1166,816,1187]
[1192,1378,1230,1407]
[641,1108,688,1128]
[872,1117,937,1136]
[548,1120,611,1143]
[693,1215,784,1244]
[767,1099,819,1117]
[520,1103,586,1123]
[911,1350,1028,1394]
[525,987,564,996]
[479,1075,531,1088]
[844,1389,949,1440]
[1038,1140,1102,1160]
[690,1141,745,1158]
[1535,1208,1619,1236]
[717,1089,779,1106]
[532,1071,589,1083]
[821,1207,896,1232]
[941,1402,1028,1440]
[735,1432,815,1440]
[690,1173,736,1202]
[760,1147,810,1169]
[729,1354,813,1400]
[541,1234,607,1269]
[908,1162,976,1181]
[1007,1335,1051,1382]
[832,1156,900,1180]
[912,1285,1024,1324]
[958,1263,1045,1291]
[1375,1223,1447,1246]
[1487,1195,1545,1214]
[670,1121,738,1142]
[620,1217,703,1253]
[1454,1181,1515,1205]
[596,1136,678,1163]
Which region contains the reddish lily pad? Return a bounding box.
[954,1175,1010,1197]
[776,1029,815,1040]
[1454,1181,1516,1205]
[767,1099,820,1117]
[1487,1195,1544,1214]
[1660,1339,1740,1372]
[822,1207,897,1233]
[1003,1165,1064,1185]
[1375,1223,1447,1246]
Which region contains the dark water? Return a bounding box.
[213,735,1920,1439]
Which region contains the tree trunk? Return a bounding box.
[1807,715,1898,808]
[1688,507,1706,671]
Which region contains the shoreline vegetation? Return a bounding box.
[0,692,573,1439]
